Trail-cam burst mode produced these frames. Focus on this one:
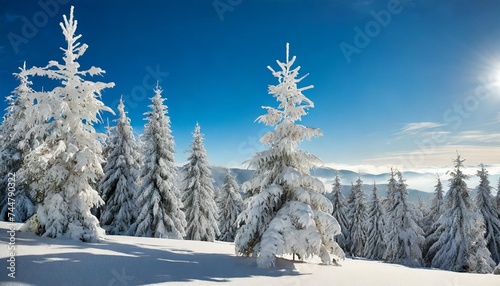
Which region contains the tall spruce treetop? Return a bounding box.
[422,176,444,235]
[18,7,114,241]
[330,173,350,252]
[182,123,220,241]
[425,155,495,273]
[475,165,500,264]
[131,85,186,239]
[235,43,344,268]
[99,99,141,235]
[217,169,243,242]
[383,170,424,267]
[0,64,36,222]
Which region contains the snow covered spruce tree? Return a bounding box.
[0,64,36,222]
[424,155,495,273]
[347,177,367,257]
[422,176,444,235]
[329,173,350,252]
[235,43,344,268]
[17,7,114,241]
[475,165,500,264]
[130,85,186,239]
[182,123,220,241]
[217,169,243,242]
[364,183,386,260]
[383,170,424,267]
[99,99,141,235]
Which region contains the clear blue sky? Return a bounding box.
[1,0,500,172]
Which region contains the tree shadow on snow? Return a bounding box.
[0,227,301,285]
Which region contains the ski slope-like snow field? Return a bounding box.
[0,222,498,285]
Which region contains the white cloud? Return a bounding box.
[452,130,500,144]
[398,122,447,135]
[322,163,395,175]
[362,145,500,172]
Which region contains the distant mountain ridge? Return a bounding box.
[208,166,433,203]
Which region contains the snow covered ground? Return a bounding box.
[0,222,498,286]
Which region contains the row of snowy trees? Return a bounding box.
[99,87,244,242]
[0,7,243,244]
[329,159,500,273]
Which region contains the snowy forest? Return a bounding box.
[1,6,500,278]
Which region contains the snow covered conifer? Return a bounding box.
[235,44,344,268]
[348,177,367,257]
[99,99,141,235]
[330,173,350,251]
[217,169,243,242]
[364,183,386,260]
[182,123,220,241]
[425,155,495,273]
[422,176,444,235]
[18,7,114,241]
[131,85,186,239]
[475,165,500,264]
[383,170,424,267]
[0,64,36,222]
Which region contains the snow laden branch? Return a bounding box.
[235,43,344,268]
